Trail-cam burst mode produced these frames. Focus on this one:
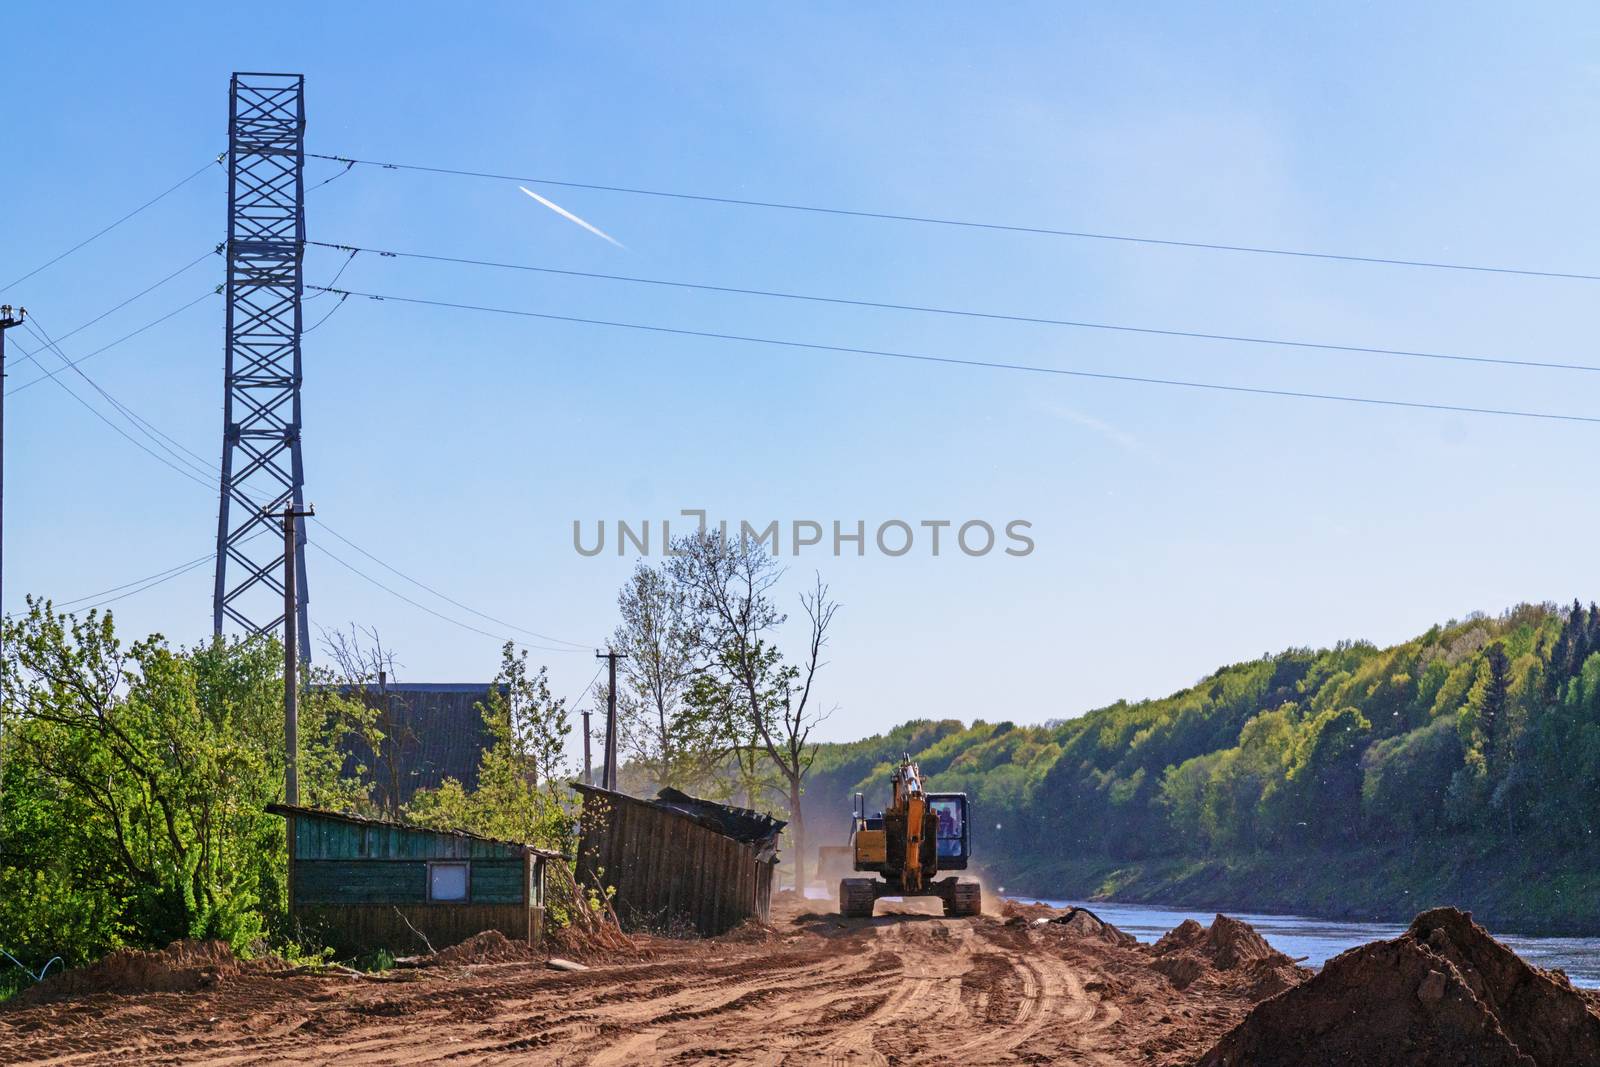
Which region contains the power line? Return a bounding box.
[35,247,218,350]
[306,538,587,654]
[310,517,591,650]
[309,151,1600,284]
[53,528,270,612]
[21,316,218,483]
[2,153,224,294]
[566,664,605,711]
[310,283,1600,427]
[7,336,217,491]
[54,551,213,609]
[7,290,218,396]
[313,239,1600,377]
[16,321,593,651]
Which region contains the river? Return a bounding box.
[1016,897,1600,990]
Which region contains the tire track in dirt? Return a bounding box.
[1,901,1265,1066]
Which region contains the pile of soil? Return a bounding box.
[1197,907,1600,1066]
[20,940,279,1002]
[426,930,543,967]
[1000,899,1061,923]
[1035,906,1140,947]
[1149,915,1307,999]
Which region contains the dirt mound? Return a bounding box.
[19,940,277,1002]
[426,930,542,967]
[1197,907,1600,1067]
[1149,915,1307,998]
[1032,906,1139,948]
[1000,899,1061,923]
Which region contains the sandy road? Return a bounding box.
[0,900,1247,1066]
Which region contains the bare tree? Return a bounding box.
[669,533,838,889]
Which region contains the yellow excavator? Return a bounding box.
[839,757,982,918]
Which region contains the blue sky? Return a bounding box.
[4,3,1599,745]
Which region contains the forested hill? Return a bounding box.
[803,600,1600,932]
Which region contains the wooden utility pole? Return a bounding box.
[0,306,25,666]
[595,649,625,791]
[581,707,593,786]
[276,502,315,804]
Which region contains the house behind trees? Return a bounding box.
[337,682,497,808]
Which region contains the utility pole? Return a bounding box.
[276,502,315,804]
[595,649,625,791]
[581,707,593,786]
[0,306,23,670]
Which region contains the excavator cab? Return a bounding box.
[928,794,969,868]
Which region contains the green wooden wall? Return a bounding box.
[293,814,524,861]
[288,812,531,906]
[293,858,527,905]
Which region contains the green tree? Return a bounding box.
[0,599,374,973]
[407,643,573,851]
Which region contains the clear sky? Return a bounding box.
[4,3,1598,745]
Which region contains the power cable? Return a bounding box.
[312,239,1600,376]
[306,539,586,654]
[310,284,1600,427]
[2,153,225,294]
[310,517,591,650]
[54,551,213,609]
[56,529,268,612]
[21,316,218,482]
[566,663,606,714]
[7,335,217,490]
[309,152,1600,283]
[21,247,219,352]
[7,290,218,396]
[17,323,590,650]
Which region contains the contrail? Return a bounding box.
[519,186,624,248]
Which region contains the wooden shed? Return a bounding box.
[268,804,561,955]
[571,785,784,937]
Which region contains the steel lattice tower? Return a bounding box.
[213,73,310,643]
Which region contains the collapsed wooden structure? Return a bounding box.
[571,784,785,936]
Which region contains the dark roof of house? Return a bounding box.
[333,682,498,806]
[570,783,787,859]
[266,802,564,859]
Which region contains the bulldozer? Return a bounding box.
[839,757,982,918]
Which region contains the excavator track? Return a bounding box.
[944,879,983,918]
[840,878,878,919]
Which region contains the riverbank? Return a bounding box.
[1001,842,1600,937]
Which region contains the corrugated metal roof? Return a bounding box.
[266,802,565,858]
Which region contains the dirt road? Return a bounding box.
[1,899,1266,1066]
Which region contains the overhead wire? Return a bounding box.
[7,334,217,491]
[309,151,1600,283]
[7,290,218,396]
[309,284,1600,427]
[17,247,219,352]
[311,239,1600,377]
[306,539,586,653]
[13,314,592,648]
[21,315,219,482]
[309,518,592,651]
[2,152,225,294]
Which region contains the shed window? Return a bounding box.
[429,862,469,901]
